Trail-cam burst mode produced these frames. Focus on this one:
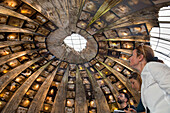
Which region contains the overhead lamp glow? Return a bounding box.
[64,33,87,52]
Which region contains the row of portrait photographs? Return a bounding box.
[0,16,51,38]
[0,32,46,42]
[110,0,153,18]
[89,23,148,41]
[83,0,104,14]
[76,0,106,30]
[0,0,57,32]
[77,0,153,35]
[103,23,149,39]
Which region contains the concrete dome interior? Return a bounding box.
[0,0,170,113]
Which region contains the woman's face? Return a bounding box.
[129,49,140,69]
[130,78,140,91]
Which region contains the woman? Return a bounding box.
[125,72,145,113]
[128,44,170,113]
[129,72,142,92]
[130,73,145,113]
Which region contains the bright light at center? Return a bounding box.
[64,33,87,52]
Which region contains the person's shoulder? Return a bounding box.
[147,61,164,66]
[130,105,136,110]
[144,62,170,76]
[146,62,165,69]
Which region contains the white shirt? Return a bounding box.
[141,62,170,113]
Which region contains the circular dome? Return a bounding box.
[0,0,170,113]
[47,29,98,64]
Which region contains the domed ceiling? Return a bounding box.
[0,0,170,113]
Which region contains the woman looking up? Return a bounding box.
[124,72,145,113]
[129,72,145,113]
[128,44,170,113]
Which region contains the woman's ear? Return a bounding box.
[138,54,144,62]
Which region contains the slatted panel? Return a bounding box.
[99,61,140,103]
[0,49,38,66]
[51,67,69,113]
[0,41,33,49]
[0,57,43,93]
[86,68,111,113]
[94,66,120,108]
[0,24,39,35]
[27,62,60,113]
[1,61,52,113]
[0,6,37,23]
[75,67,88,113]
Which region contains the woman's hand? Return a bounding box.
[124,108,137,113]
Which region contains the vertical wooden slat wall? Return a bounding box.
[0,24,39,34]
[1,61,52,113]
[86,68,111,113]
[0,41,33,48]
[99,61,140,103]
[0,57,43,93]
[94,66,120,108]
[0,6,37,23]
[0,49,39,66]
[75,67,88,113]
[51,66,69,113]
[27,62,60,113]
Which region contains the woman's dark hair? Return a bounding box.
[129,72,142,86]
[136,44,163,63]
[129,72,138,80]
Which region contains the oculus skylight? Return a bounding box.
[64,33,87,52]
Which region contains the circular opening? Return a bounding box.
[64,33,87,52]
